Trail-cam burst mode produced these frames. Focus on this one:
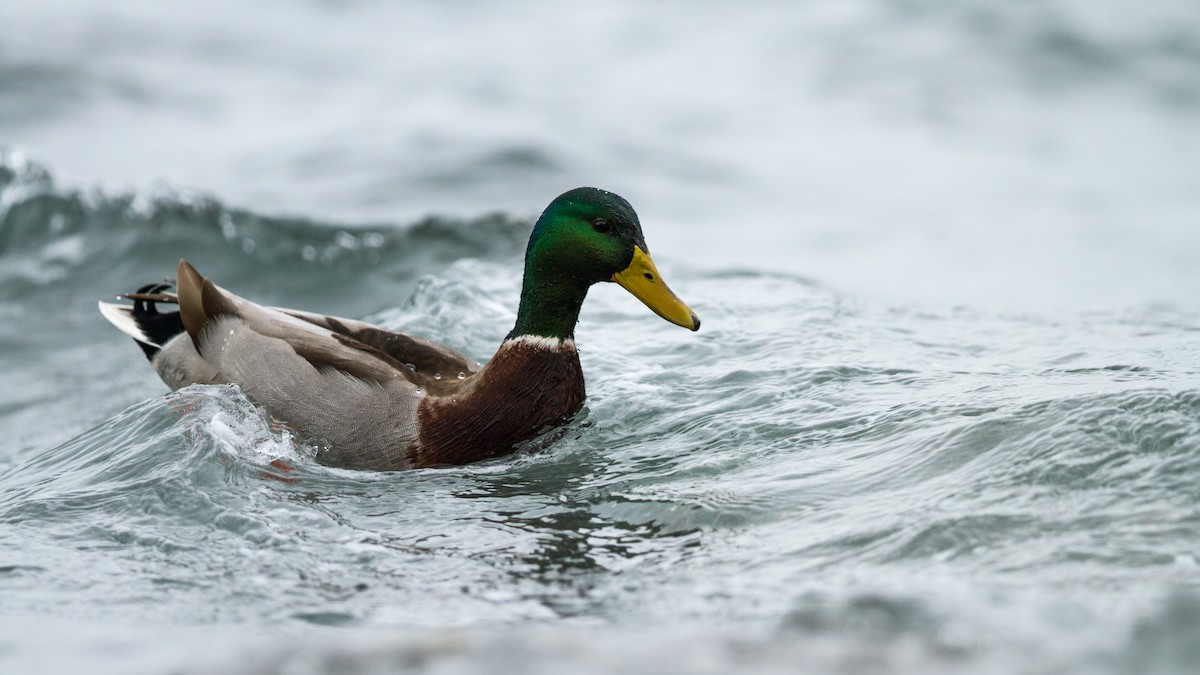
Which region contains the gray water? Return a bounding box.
[3,1,1200,673]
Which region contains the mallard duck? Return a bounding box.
[99,188,700,470]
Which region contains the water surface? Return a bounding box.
[2,1,1200,673]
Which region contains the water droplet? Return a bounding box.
[241,238,256,254]
[49,213,67,234]
[404,363,416,371]
[220,214,237,240]
[457,372,466,380]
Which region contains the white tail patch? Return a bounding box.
[98,301,158,346]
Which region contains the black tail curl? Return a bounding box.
[126,282,185,360]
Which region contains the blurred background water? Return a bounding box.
[2,1,1200,673]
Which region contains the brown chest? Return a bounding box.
[414,339,586,466]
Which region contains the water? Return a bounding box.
[3,1,1200,673]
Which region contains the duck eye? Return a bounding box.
[592,218,612,234]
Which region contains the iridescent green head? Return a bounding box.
[507,187,700,340]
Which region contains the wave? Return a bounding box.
[0,150,531,308]
[4,147,1200,673]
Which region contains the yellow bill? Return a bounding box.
[611,246,700,331]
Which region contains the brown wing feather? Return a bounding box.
[176,259,207,349]
[328,319,477,372]
[174,259,399,384]
[281,311,481,376]
[172,259,480,392]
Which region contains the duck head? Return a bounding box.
[508,187,700,340]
